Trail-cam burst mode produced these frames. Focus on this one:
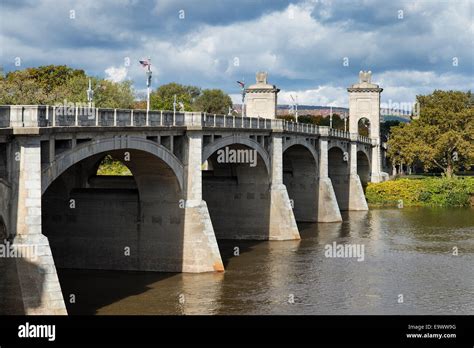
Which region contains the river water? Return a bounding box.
[58,207,474,315]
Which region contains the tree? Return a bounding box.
[380,120,401,142]
[0,65,134,108]
[386,123,418,173]
[277,114,296,122]
[150,83,200,111]
[387,90,474,177]
[193,89,232,114]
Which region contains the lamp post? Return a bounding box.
[329,106,333,129]
[291,94,298,123]
[237,80,245,117]
[139,58,152,113]
[86,78,94,108]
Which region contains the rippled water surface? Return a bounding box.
[58,207,474,315]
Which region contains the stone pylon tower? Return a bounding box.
[245,72,279,119]
[348,71,387,182]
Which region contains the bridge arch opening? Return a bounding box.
[328,147,349,211]
[96,155,133,176]
[357,151,370,190]
[42,148,185,275]
[202,143,271,240]
[358,117,371,137]
[283,144,318,222]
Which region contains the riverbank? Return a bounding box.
[366,177,474,207]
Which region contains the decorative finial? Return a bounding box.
[256,71,267,84]
[359,70,372,83]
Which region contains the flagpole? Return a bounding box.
[295,95,298,123]
[330,106,333,129]
[241,83,245,118]
[87,78,93,109]
[344,112,347,132]
[146,60,151,113]
[236,80,246,118]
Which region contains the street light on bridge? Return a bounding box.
[139,58,152,113]
[329,106,333,128]
[237,80,246,117]
[86,78,94,108]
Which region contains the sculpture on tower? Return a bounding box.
[359,70,372,84]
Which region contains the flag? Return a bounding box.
[139,59,150,68]
[236,81,245,89]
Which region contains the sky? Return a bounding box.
[0,0,473,107]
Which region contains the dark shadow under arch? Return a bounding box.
[328,147,349,211]
[202,143,271,241]
[357,151,370,190]
[283,144,318,222]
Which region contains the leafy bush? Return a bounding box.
[366,177,474,207]
[96,155,132,176]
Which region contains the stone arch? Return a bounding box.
[328,141,348,154]
[357,150,371,190]
[202,135,271,240]
[357,145,371,166]
[283,138,319,169]
[202,135,270,173]
[42,146,186,273]
[357,117,371,137]
[283,144,318,222]
[42,136,184,194]
[328,146,349,211]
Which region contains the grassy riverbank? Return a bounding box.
[366,177,474,207]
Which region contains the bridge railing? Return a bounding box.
[329,128,350,139]
[0,106,192,128]
[282,121,320,134]
[201,113,273,130]
[357,134,371,144]
[0,105,373,144]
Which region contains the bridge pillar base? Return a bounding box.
[268,184,301,240]
[348,174,369,211]
[182,200,224,272]
[316,178,342,222]
[371,172,390,183]
[13,234,67,315]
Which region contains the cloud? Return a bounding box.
[1,0,472,107]
[105,66,128,82]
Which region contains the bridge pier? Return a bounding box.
[348,135,368,211]
[9,137,66,314]
[268,134,300,240]
[182,132,224,272]
[316,135,342,222]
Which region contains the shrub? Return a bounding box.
[366,177,474,207]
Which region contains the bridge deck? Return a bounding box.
[0,105,372,144]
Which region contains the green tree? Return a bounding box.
[193,89,232,114]
[150,83,200,111]
[277,114,296,122]
[0,65,134,108]
[387,90,474,178]
[380,120,401,142]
